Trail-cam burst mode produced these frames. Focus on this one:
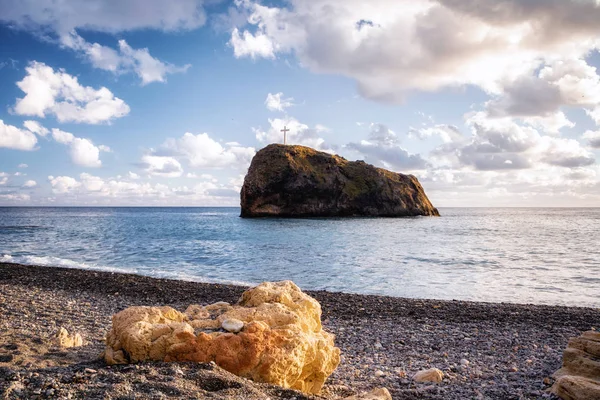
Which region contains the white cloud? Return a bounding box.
[0,120,38,151]
[229,0,600,102]
[0,173,8,186]
[70,137,102,168]
[98,145,111,152]
[23,120,49,136]
[587,107,600,126]
[51,128,74,144]
[139,155,183,177]
[346,123,428,170]
[60,32,191,85]
[128,171,140,180]
[410,124,464,144]
[18,163,28,168]
[159,132,256,168]
[41,172,241,206]
[51,128,106,167]
[436,112,595,171]
[0,193,30,202]
[14,61,130,124]
[0,0,207,35]
[265,92,294,112]
[22,180,37,188]
[522,112,575,135]
[48,175,81,194]
[230,27,275,59]
[253,117,333,151]
[486,58,600,125]
[583,130,600,149]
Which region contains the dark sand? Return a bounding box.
[1,262,598,399]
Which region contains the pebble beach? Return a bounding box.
[1,262,598,399]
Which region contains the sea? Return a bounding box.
[0,207,598,308]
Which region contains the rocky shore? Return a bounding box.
[1,262,598,399]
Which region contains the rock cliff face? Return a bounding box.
[240,144,439,217]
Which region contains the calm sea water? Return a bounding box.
[0,207,598,307]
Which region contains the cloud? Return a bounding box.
[410,124,464,144]
[23,120,49,136]
[229,0,600,102]
[253,117,333,151]
[230,27,276,59]
[43,172,241,206]
[0,120,38,151]
[437,112,595,171]
[128,171,140,180]
[13,62,130,124]
[583,130,600,149]
[18,164,28,168]
[485,59,600,125]
[22,180,37,188]
[346,123,428,170]
[0,0,207,35]
[60,32,191,85]
[139,155,183,177]
[51,128,107,167]
[48,175,81,194]
[265,92,294,112]
[0,173,8,186]
[587,107,600,126]
[159,132,255,168]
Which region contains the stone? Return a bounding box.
[56,327,83,348]
[551,330,600,399]
[343,387,392,400]
[413,368,444,383]
[221,318,244,333]
[460,358,470,367]
[103,281,340,394]
[240,144,439,218]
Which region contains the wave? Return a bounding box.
[0,253,252,288]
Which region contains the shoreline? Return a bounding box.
[1,262,599,399]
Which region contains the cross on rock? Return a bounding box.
[280,126,290,145]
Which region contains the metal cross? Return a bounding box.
[280,126,290,145]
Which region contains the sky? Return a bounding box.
[0,0,600,207]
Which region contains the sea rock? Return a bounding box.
[343,387,392,400]
[551,330,600,400]
[413,368,444,383]
[240,144,439,218]
[103,281,341,394]
[56,327,83,348]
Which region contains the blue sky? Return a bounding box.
[1,0,600,206]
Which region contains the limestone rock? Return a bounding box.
[413,368,444,383]
[103,281,340,394]
[240,144,439,218]
[551,330,600,400]
[56,327,83,348]
[343,387,392,400]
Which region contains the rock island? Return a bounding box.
[240,144,439,218]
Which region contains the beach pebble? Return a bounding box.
[374,370,385,377]
[460,359,470,367]
[413,368,444,383]
[221,318,244,333]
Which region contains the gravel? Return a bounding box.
[1,262,598,399]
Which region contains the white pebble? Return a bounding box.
[222,318,244,333]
